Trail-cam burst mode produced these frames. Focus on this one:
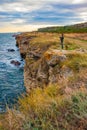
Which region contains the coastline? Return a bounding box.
[0,32,87,130]
[15,32,87,92]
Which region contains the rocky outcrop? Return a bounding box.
[16,32,87,92]
[8,49,15,52]
[10,60,21,66]
[15,34,30,58]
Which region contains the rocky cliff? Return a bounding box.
[16,32,87,92]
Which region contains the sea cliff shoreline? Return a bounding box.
[15,32,87,92]
[1,32,87,130]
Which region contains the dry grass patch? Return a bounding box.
[1,84,87,130]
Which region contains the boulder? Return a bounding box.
[10,60,21,66]
[8,49,15,52]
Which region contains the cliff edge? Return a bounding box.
[16,32,87,92]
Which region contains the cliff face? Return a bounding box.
[16,32,87,92]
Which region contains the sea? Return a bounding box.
[0,33,25,113]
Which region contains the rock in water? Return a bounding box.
[10,60,21,66]
[8,49,15,52]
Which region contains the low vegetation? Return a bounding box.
[38,22,87,33]
[1,32,87,130]
[39,26,87,33]
[0,84,87,130]
[63,53,87,72]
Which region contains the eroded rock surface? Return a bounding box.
[16,32,87,92]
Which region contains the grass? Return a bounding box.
[0,84,87,130]
[1,32,87,130]
[19,86,87,130]
[38,25,87,33]
[64,40,80,50]
[17,32,87,55]
[61,53,87,72]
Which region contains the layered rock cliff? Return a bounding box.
[16,32,87,92]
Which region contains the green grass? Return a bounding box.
[64,40,80,50]
[38,26,87,33]
[62,53,87,72]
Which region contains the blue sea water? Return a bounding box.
[0,33,25,112]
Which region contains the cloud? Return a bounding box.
[72,0,86,4]
[0,0,87,32]
[0,2,42,12]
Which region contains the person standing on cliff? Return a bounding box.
[60,33,64,49]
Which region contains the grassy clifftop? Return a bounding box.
[0,32,87,130]
[38,22,87,33]
[15,32,87,91]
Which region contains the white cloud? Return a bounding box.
[72,0,86,4]
[11,19,26,24]
[19,0,83,5]
[72,5,87,22]
[0,0,86,13]
[0,2,43,12]
[0,0,87,32]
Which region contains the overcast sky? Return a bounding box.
[0,0,87,32]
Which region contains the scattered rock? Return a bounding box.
[8,49,15,52]
[12,34,17,37]
[10,60,21,66]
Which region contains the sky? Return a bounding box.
[0,0,87,32]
